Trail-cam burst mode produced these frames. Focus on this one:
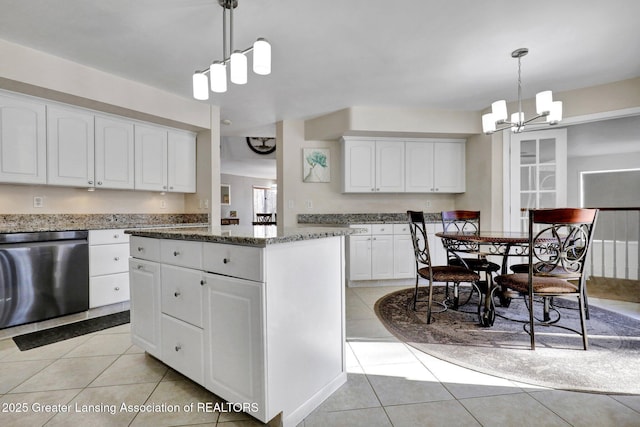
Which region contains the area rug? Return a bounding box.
[13,311,130,351]
[374,287,640,394]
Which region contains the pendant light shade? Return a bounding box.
[547,101,563,124]
[253,38,271,75]
[536,90,553,115]
[491,100,508,123]
[482,113,496,133]
[209,61,227,93]
[230,51,248,84]
[192,72,209,100]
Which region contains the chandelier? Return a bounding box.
[482,48,562,134]
[192,0,271,100]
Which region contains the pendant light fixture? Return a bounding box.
[192,0,271,100]
[482,48,563,134]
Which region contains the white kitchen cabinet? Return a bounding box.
[46,105,95,187]
[426,222,448,266]
[341,138,404,193]
[0,92,47,184]
[95,115,135,189]
[135,125,196,193]
[168,130,196,193]
[203,272,265,411]
[134,124,168,191]
[89,229,130,308]
[129,257,162,358]
[347,223,414,283]
[405,140,465,193]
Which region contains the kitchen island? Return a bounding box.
[126,225,358,427]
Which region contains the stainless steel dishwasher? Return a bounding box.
[0,230,89,329]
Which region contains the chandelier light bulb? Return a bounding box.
[482,113,496,134]
[547,101,563,124]
[230,51,248,84]
[536,90,553,115]
[192,72,209,100]
[253,38,271,75]
[209,61,227,93]
[491,100,508,123]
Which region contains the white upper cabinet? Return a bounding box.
[47,105,95,187]
[0,93,47,184]
[135,125,196,193]
[95,115,135,189]
[342,138,404,192]
[168,130,196,193]
[343,137,465,193]
[134,124,168,191]
[405,139,466,193]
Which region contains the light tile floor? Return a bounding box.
[0,286,639,426]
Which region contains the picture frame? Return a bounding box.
[303,148,330,183]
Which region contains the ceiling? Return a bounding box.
[1,0,639,140]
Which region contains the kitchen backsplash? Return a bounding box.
[0,213,209,233]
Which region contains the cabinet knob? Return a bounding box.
[114,287,120,291]
[223,258,230,264]
[97,181,103,185]
[170,186,174,190]
[175,344,182,352]
[200,279,206,286]
[113,234,119,239]
[163,185,167,190]
[174,291,181,297]
[137,247,144,252]
[88,180,93,185]
[371,188,375,192]
[114,256,120,261]
[137,264,144,270]
[173,251,180,256]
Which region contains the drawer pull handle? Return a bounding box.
[137,247,144,252]
[114,257,120,261]
[200,279,206,286]
[113,234,119,239]
[137,265,144,270]
[173,251,180,257]
[223,258,230,264]
[114,287,120,291]
[174,291,181,297]
[175,344,181,352]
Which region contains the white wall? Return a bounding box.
[220,173,276,226]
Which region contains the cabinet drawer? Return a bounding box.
[89,244,130,276]
[160,239,202,269]
[371,224,393,235]
[130,236,161,262]
[202,243,263,282]
[393,223,411,235]
[161,314,204,385]
[89,229,130,245]
[89,273,130,308]
[161,264,204,328]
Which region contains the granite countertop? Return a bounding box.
[0,213,208,233]
[297,212,441,225]
[126,225,361,247]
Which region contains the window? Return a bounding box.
[253,186,277,219]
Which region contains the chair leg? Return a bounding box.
[578,295,589,350]
[426,279,434,324]
[412,275,419,310]
[452,282,460,310]
[528,293,536,350]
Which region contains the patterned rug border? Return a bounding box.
[374,287,640,395]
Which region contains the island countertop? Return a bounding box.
[125,225,362,247]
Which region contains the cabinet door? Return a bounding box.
[371,234,394,279]
[167,130,196,193]
[426,223,447,266]
[348,235,372,280]
[129,258,161,357]
[0,93,46,184]
[433,142,465,193]
[134,124,168,191]
[393,233,416,279]
[95,115,134,189]
[203,273,265,408]
[405,141,435,192]
[342,139,375,193]
[375,141,404,192]
[47,105,95,187]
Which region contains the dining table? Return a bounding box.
[435,230,534,326]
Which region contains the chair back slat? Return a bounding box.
[407,210,432,267]
[441,210,480,234]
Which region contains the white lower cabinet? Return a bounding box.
[129,257,162,358]
[161,314,204,384]
[89,229,130,308]
[203,273,265,420]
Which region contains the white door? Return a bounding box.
[405,141,434,192]
[376,141,404,192]
[371,234,394,279]
[167,130,196,193]
[342,139,375,192]
[348,235,372,280]
[95,116,134,189]
[0,94,47,184]
[47,105,95,187]
[433,142,465,193]
[393,233,415,278]
[508,129,567,231]
[134,124,168,191]
[129,258,162,358]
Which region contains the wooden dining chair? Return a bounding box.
[441,211,501,309]
[407,211,480,324]
[494,208,599,350]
